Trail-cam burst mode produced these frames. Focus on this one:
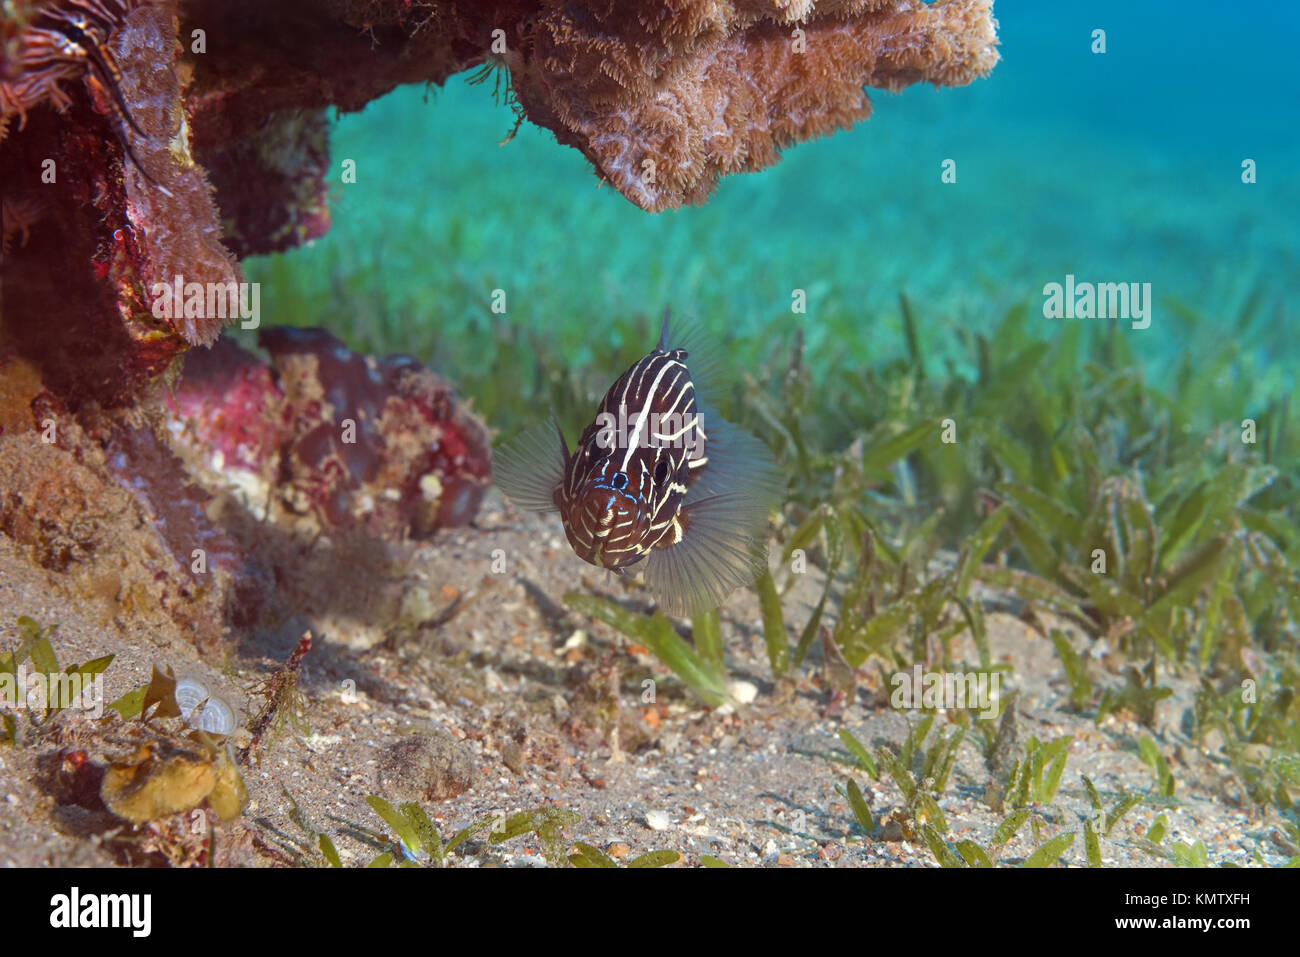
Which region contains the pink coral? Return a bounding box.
[169,332,491,537]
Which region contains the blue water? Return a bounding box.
[244,1,1299,408]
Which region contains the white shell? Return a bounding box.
[174,677,237,736]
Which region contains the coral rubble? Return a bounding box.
[0,387,257,649]
[0,331,489,652]
[168,331,492,537]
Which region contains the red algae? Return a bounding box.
[169,331,491,538]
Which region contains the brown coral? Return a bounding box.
[174,1,999,216]
[1,0,240,406]
[0,0,997,409]
[514,0,1000,210]
[111,0,242,346]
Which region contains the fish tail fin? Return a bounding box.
[641,416,784,617]
[493,416,567,513]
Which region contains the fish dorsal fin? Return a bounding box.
[656,308,673,352]
[493,415,567,513]
[657,311,724,408]
[551,411,570,466]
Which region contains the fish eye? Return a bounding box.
[611,472,628,491]
[653,460,670,484]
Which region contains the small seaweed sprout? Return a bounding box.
[465,56,525,145]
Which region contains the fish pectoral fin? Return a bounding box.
[641,492,769,618]
[641,408,783,618]
[493,418,566,513]
[685,409,784,509]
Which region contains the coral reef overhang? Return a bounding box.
[0,0,999,408]
[171,0,1002,215]
[510,0,1002,211]
[181,0,1003,217]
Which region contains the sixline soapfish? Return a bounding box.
[494,314,782,617]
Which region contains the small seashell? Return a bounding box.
[173,678,208,720]
[725,679,758,705]
[174,677,237,736]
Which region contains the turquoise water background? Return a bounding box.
[241,1,1298,431]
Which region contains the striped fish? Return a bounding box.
[494,314,782,617]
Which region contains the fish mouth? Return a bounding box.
[571,541,637,571]
[569,484,648,569]
[567,515,644,571]
[587,535,642,570]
